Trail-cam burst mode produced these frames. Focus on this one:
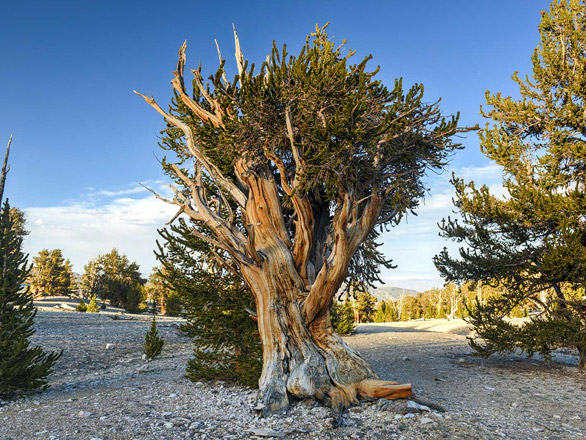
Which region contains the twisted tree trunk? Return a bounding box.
[238,165,410,414]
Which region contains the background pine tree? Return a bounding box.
[435,0,586,369]
[330,299,356,335]
[157,219,262,387]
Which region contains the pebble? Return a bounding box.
[163,422,173,429]
[77,410,93,418]
[105,343,115,350]
[420,417,434,425]
[407,401,431,412]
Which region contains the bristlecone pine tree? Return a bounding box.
[435,0,586,369]
[144,315,164,360]
[136,25,462,414]
[157,220,262,387]
[0,135,62,398]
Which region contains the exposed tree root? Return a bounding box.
[356,379,412,400]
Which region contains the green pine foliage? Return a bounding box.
[80,249,146,312]
[75,299,87,312]
[86,294,100,313]
[144,315,164,360]
[0,201,62,398]
[435,0,586,369]
[28,249,75,297]
[330,299,356,335]
[156,220,262,387]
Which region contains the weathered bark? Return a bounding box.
[579,345,585,370]
[242,263,410,415]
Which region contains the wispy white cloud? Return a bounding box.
[23,184,177,275]
[91,186,147,197]
[376,162,505,291]
[21,162,506,290]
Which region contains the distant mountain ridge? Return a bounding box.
[370,286,418,302]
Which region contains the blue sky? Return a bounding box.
[1,0,550,289]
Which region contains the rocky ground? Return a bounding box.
[0,300,585,439]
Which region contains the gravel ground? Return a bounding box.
[0,303,584,440]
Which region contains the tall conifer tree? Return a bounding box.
[0,136,61,397]
[435,0,586,369]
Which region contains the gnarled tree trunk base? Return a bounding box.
[254,318,412,416]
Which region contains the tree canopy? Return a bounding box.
[80,249,145,312]
[28,249,75,297]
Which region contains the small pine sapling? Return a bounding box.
[144,315,164,360]
[86,294,99,313]
[75,299,87,312]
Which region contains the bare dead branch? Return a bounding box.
[233,24,245,85]
[214,39,228,84]
[0,134,12,204]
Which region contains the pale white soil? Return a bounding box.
[0,301,584,440]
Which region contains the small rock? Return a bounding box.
[77,410,93,418]
[105,343,115,350]
[511,402,519,408]
[141,353,147,360]
[193,382,204,388]
[162,411,173,417]
[163,422,173,429]
[169,393,177,398]
[456,358,465,364]
[407,401,431,412]
[402,357,410,361]
[99,416,108,421]
[420,417,434,425]
[247,427,286,438]
[404,413,415,419]
[189,421,204,430]
[484,386,495,391]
